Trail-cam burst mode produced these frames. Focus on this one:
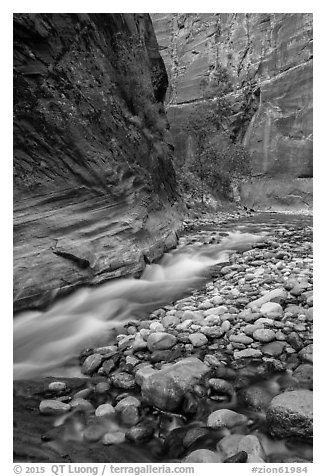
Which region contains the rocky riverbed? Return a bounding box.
[14,211,313,463]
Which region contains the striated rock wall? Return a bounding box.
[151,13,313,209]
[14,13,182,312]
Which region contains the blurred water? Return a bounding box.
[14,231,265,379]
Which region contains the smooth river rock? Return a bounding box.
[219,434,265,460]
[247,289,288,309]
[81,354,103,375]
[260,302,284,319]
[234,349,262,359]
[141,357,210,411]
[95,403,115,418]
[252,329,276,343]
[39,400,71,415]
[298,344,313,363]
[266,390,313,438]
[189,332,208,347]
[207,409,248,429]
[147,332,177,352]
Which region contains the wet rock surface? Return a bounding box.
[14,212,313,463]
[13,13,182,312]
[266,390,313,439]
[141,357,209,411]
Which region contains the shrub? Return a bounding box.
[112,33,165,137]
[200,65,233,99]
[180,101,252,201]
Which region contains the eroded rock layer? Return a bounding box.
[14,14,181,312]
[151,13,313,209]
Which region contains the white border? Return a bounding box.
[4,3,322,474]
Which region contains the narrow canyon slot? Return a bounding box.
[13,12,313,465]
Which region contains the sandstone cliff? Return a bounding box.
[14,13,181,312]
[151,13,313,210]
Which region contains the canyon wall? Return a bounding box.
[151,13,313,210]
[14,13,182,312]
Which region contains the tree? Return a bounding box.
[181,100,252,201]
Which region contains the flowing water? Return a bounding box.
[14,230,266,379]
[13,212,313,463]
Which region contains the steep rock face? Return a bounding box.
[151,13,313,209]
[14,13,181,312]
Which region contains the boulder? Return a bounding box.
[162,315,180,328]
[39,400,71,415]
[48,382,67,392]
[287,332,304,351]
[141,357,210,411]
[132,335,148,351]
[115,396,141,412]
[253,329,276,343]
[298,344,313,364]
[208,378,234,398]
[261,341,286,357]
[229,334,254,345]
[260,302,283,319]
[189,333,208,347]
[95,403,115,417]
[111,372,136,390]
[247,289,288,309]
[207,409,248,429]
[293,364,313,390]
[81,354,102,375]
[239,385,273,410]
[234,349,262,359]
[147,332,177,352]
[266,390,313,438]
